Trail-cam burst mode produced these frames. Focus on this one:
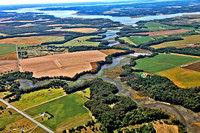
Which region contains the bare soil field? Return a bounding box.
[99,49,125,55]
[153,120,178,133]
[0,36,64,45]
[0,52,17,60]
[20,50,107,78]
[136,29,189,36]
[48,27,98,33]
[90,62,98,71]
[0,60,18,73]
[183,62,200,72]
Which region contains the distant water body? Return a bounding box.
[4,7,200,26]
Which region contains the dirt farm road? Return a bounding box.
[0,98,54,133]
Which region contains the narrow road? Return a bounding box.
[0,98,54,133]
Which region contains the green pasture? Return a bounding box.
[128,36,153,45]
[135,54,200,73]
[25,93,91,131]
[144,22,176,31]
[0,44,16,55]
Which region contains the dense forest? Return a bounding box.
[127,75,200,112]
[66,78,171,132]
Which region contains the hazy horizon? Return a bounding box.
[0,0,182,5]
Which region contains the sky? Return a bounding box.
[0,0,105,5]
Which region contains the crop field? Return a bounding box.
[183,61,200,72]
[119,37,136,45]
[144,22,176,31]
[2,117,36,133]
[48,27,98,33]
[0,60,18,73]
[135,54,200,73]
[151,35,200,49]
[0,36,64,45]
[25,93,91,132]
[13,89,64,109]
[99,49,125,55]
[157,67,200,88]
[128,36,154,45]
[56,36,100,47]
[20,50,107,78]
[0,52,17,60]
[137,29,189,36]
[0,44,16,56]
[0,113,24,129]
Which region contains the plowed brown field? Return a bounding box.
[183,61,200,72]
[0,60,18,73]
[136,29,189,36]
[19,50,107,78]
[0,52,17,60]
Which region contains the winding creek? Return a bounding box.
[11,6,200,133]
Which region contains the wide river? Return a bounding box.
[4,7,200,26]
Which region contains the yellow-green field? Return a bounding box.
[0,113,24,129]
[151,35,200,49]
[157,67,200,88]
[119,37,136,45]
[13,89,64,109]
[55,36,100,46]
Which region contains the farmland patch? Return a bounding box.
[151,35,200,49]
[19,50,107,78]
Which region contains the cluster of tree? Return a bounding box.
[0,71,33,91]
[127,75,200,112]
[122,123,155,133]
[86,35,106,42]
[156,46,200,56]
[82,78,169,132]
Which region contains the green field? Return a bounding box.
[0,44,16,55]
[152,35,200,49]
[128,36,153,45]
[55,36,100,47]
[25,93,91,131]
[144,22,176,31]
[135,54,200,73]
[120,37,136,45]
[13,89,64,109]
